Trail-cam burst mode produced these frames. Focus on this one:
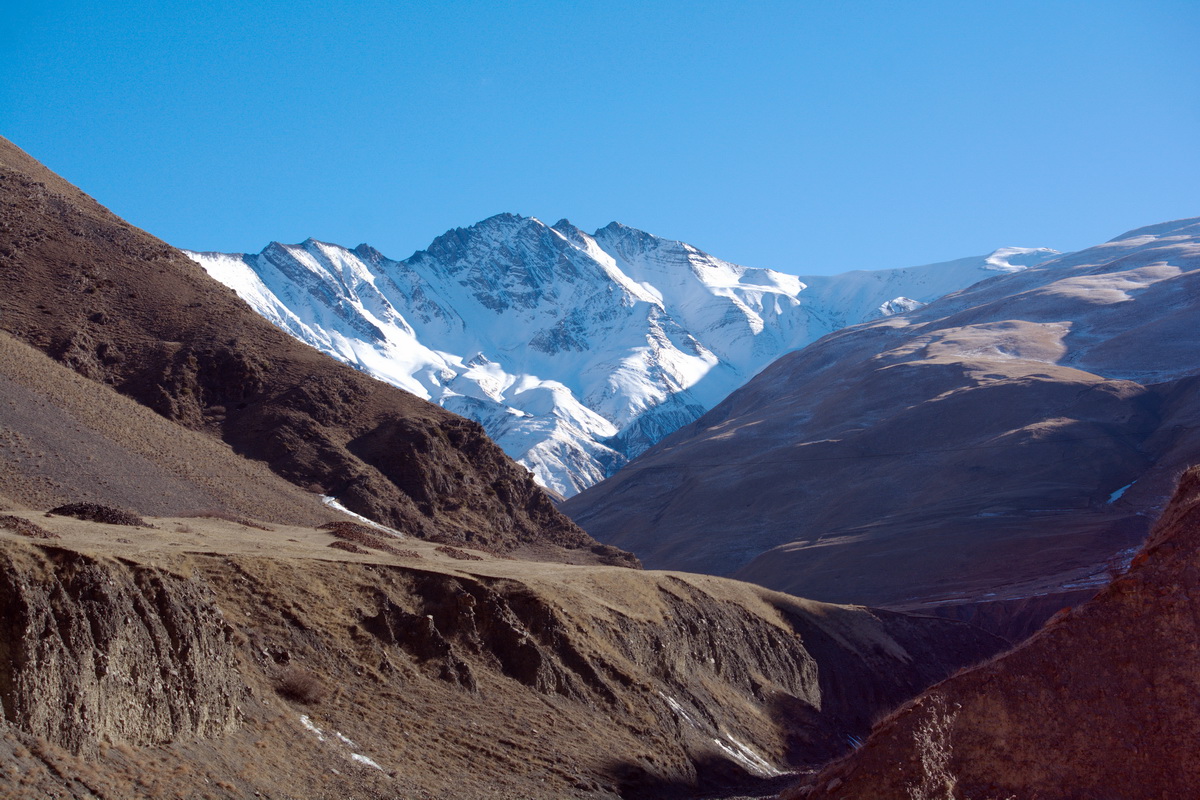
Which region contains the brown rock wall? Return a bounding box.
[0,545,243,754]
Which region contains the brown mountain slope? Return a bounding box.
[0,136,628,564]
[0,508,1005,800]
[786,465,1200,800]
[564,218,1200,603]
[0,329,340,523]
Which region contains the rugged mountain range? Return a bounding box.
[187,220,1056,495]
[0,136,625,564]
[564,217,1200,614]
[0,136,1008,798]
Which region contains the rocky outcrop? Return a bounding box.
[788,465,1200,799]
[0,520,1006,799]
[0,544,242,754]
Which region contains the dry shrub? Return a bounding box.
[319,521,409,555]
[436,545,483,561]
[0,515,58,539]
[48,503,149,527]
[275,665,327,705]
[327,540,368,554]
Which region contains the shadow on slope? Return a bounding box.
[788,464,1200,800]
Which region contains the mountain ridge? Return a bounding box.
[0,132,1015,800]
[188,213,1057,495]
[562,214,1200,611]
[0,135,624,564]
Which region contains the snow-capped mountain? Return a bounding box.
[187,214,1057,495]
[562,216,1200,609]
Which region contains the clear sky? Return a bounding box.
[3,0,1198,274]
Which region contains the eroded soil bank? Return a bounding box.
[0,506,1003,799]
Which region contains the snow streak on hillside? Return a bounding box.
[188,215,1056,495]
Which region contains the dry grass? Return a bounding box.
[436,545,483,561]
[182,509,274,531]
[275,665,327,705]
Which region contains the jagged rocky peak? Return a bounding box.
[189,213,1059,496]
[412,212,593,298]
[352,241,388,263]
[550,217,589,243]
[422,211,542,255]
[592,219,691,265]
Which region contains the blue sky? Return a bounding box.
[3,0,1198,274]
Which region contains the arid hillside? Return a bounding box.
[0,328,341,525]
[565,218,1200,609]
[0,136,629,565]
[0,505,1004,799]
[786,464,1200,800]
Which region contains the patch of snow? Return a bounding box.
[351,753,384,771]
[868,296,924,320]
[656,692,783,777]
[320,496,406,538]
[984,246,1061,273]
[712,734,784,777]
[1108,482,1134,504]
[658,692,701,729]
[299,714,325,742]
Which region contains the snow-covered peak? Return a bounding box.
[187,216,1055,496]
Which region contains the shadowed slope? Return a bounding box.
[565,218,1200,601]
[0,136,629,564]
[0,330,337,524]
[788,465,1200,799]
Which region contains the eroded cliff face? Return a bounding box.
[789,465,1200,800]
[0,545,243,754]
[0,514,1005,800]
